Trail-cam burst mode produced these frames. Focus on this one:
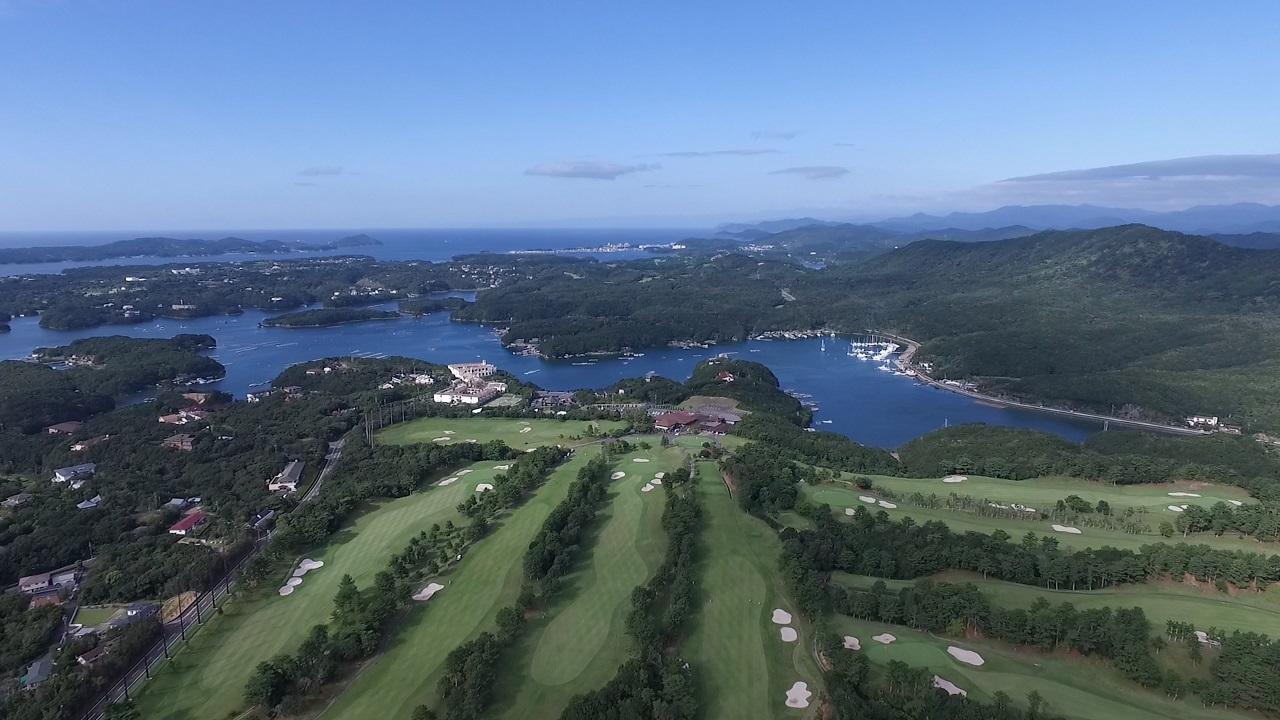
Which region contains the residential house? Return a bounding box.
[182,392,215,405]
[158,409,211,426]
[268,460,305,493]
[18,572,52,594]
[29,589,64,608]
[654,411,699,431]
[51,463,96,484]
[433,381,502,405]
[168,510,208,536]
[21,658,51,689]
[76,494,103,510]
[2,492,33,509]
[164,497,190,511]
[162,433,196,451]
[104,602,159,632]
[71,435,111,452]
[76,644,110,667]
[715,371,736,383]
[45,420,83,435]
[447,361,497,383]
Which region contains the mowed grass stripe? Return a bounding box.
[492,447,673,718]
[378,416,626,450]
[321,453,587,720]
[832,615,1256,720]
[687,462,820,720]
[136,464,482,720]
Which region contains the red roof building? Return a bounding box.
[168,511,208,536]
[654,411,700,431]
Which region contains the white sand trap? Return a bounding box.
[519,426,532,433]
[943,475,967,483]
[438,477,459,486]
[1167,505,1185,512]
[844,507,857,516]
[872,633,896,644]
[843,635,861,650]
[293,559,324,576]
[465,438,478,442]
[947,647,985,666]
[651,478,662,485]
[432,436,450,442]
[632,457,650,463]
[1051,524,1082,534]
[779,626,798,642]
[771,608,793,625]
[654,472,665,479]
[1228,499,1244,506]
[932,676,967,697]
[1168,492,1201,497]
[525,448,537,452]
[285,577,303,587]
[859,495,877,504]
[784,682,812,709]
[442,430,456,435]
[641,483,655,493]
[877,500,897,509]
[1012,504,1036,513]
[611,471,627,480]
[278,585,295,596]
[412,582,445,601]
[475,483,494,493]
[457,469,474,476]
[493,464,511,470]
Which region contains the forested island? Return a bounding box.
[0,233,380,264]
[261,307,401,328]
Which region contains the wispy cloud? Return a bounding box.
[525,161,660,180]
[1003,154,1280,183]
[657,148,778,158]
[833,142,858,148]
[752,129,800,141]
[769,165,850,180]
[298,165,349,177]
[293,181,319,187]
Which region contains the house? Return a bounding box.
[162,433,196,451]
[168,510,208,536]
[1187,415,1220,429]
[21,658,51,689]
[532,391,576,409]
[76,494,103,510]
[654,411,700,431]
[182,392,215,405]
[268,460,305,493]
[18,572,52,594]
[159,408,212,426]
[45,420,83,435]
[250,509,276,531]
[409,373,435,385]
[700,421,732,435]
[164,497,189,511]
[52,463,96,484]
[51,568,79,589]
[71,435,111,452]
[433,381,502,405]
[447,362,497,383]
[77,644,109,667]
[2,492,33,509]
[104,602,159,632]
[29,589,64,608]
[715,371,736,383]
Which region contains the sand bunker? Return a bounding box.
[654,472,665,479]
[1011,503,1036,513]
[784,682,811,709]
[877,500,897,509]
[278,585,295,596]
[442,430,456,435]
[651,478,662,485]
[285,577,303,587]
[844,507,857,516]
[438,477,459,486]
[1167,505,1186,512]
[611,471,627,480]
[1051,524,1082,534]
[780,626,798,642]
[1228,499,1244,506]
[493,464,511,470]
[859,495,877,504]
[771,608,793,625]
[476,483,494,493]
[292,559,324,577]
[641,483,655,493]
[432,436,450,442]
[943,475,967,483]
[843,635,861,650]
[412,582,445,601]
[1168,492,1201,497]
[947,646,985,666]
[519,426,532,433]
[465,438,478,442]
[633,458,650,463]
[457,469,474,476]
[872,633,896,644]
[932,676,966,696]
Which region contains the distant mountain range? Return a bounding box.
[0,233,380,265]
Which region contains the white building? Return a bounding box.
[1187,415,1220,429]
[268,460,305,493]
[447,362,497,383]
[52,463,96,484]
[434,381,502,405]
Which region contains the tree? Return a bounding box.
[103,701,141,720]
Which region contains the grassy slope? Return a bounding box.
[685,461,822,720]
[377,416,626,450]
[136,462,486,720]
[319,452,588,719]
[838,571,1280,638]
[802,483,1273,554]
[487,446,673,719]
[831,615,1255,720]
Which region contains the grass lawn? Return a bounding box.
[486,444,678,719]
[836,570,1280,638]
[318,452,591,719]
[802,483,1272,554]
[685,461,822,720]
[830,615,1255,720]
[135,461,489,720]
[72,605,121,627]
[377,416,626,450]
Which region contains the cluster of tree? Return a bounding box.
[780,504,1280,621]
[559,466,701,720]
[0,592,62,677]
[81,535,253,604]
[732,414,899,472]
[720,443,814,516]
[260,307,402,327]
[1171,501,1280,542]
[522,454,613,595]
[0,360,115,433]
[399,296,471,315]
[31,333,222,397]
[838,580,1163,686]
[0,234,379,265]
[457,446,568,530]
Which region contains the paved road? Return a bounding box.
[303,439,346,503]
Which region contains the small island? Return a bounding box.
[0,233,380,265]
[260,307,402,328]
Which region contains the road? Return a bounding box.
[303,439,346,503]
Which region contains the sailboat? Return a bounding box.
[821,337,826,352]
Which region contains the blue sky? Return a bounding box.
[2,1,1279,230]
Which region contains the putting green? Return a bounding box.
[832,615,1255,720]
[136,462,490,720]
[487,445,676,718]
[320,452,590,719]
[377,416,626,450]
[803,483,1270,554]
[686,462,821,720]
[837,570,1280,638]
